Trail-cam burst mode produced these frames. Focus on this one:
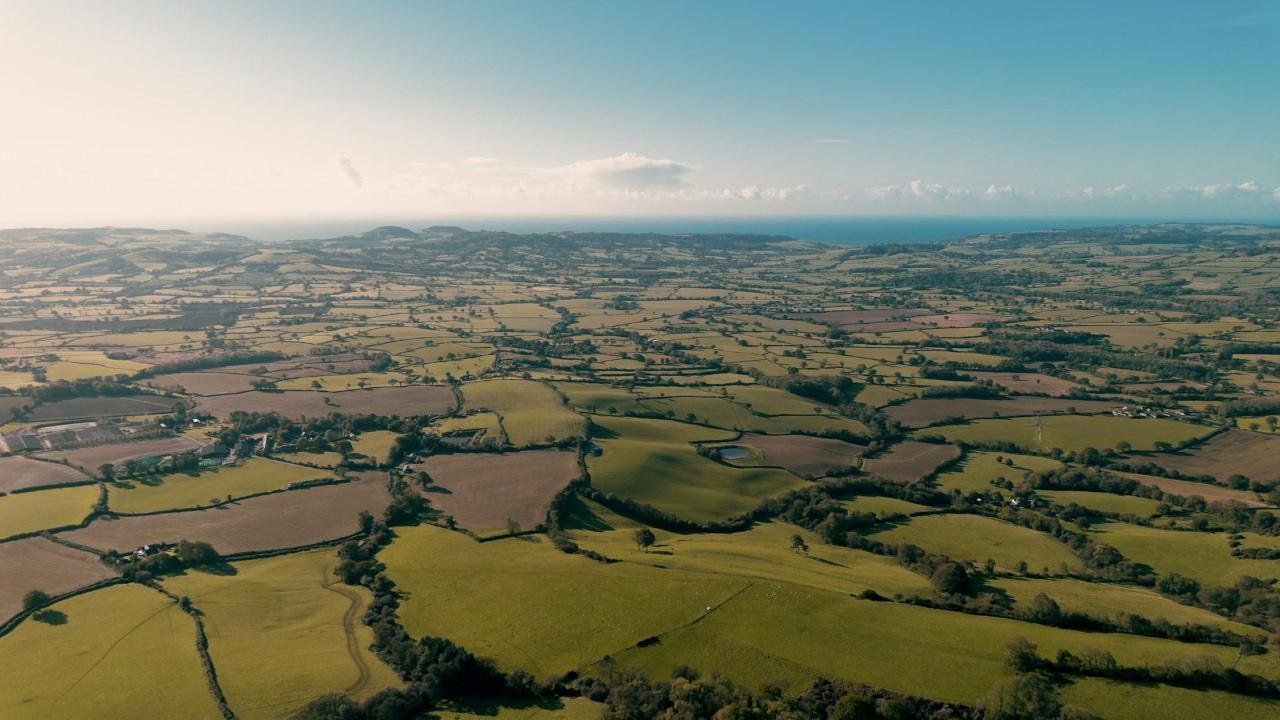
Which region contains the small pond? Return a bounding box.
[718,446,751,460]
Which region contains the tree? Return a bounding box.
[634,527,656,552]
[930,562,971,595]
[292,693,362,720]
[97,463,115,481]
[506,519,522,536]
[981,672,1062,720]
[22,589,52,612]
[1024,593,1062,626]
[790,534,809,554]
[174,540,220,567]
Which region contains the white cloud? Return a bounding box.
[865,180,969,201]
[723,185,809,201]
[983,184,1018,199]
[331,155,363,188]
[462,156,502,166]
[1200,180,1263,199]
[557,152,696,190]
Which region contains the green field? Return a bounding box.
[1040,490,1164,516]
[0,483,98,538]
[163,550,399,719]
[563,496,932,597]
[0,584,221,719]
[841,495,934,517]
[381,523,748,678]
[107,457,328,514]
[609,581,1277,704]
[1061,678,1280,720]
[924,415,1212,453]
[1090,523,1280,585]
[990,576,1259,633]
[348,429,400,465]
[869,513,1083,573]
[463,379,585,446]
[587,416,805,523]
[931,450,1062,493]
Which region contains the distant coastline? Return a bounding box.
[197,215,1277,245]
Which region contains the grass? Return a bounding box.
[587,416,805,523]
[930,451,1061,494]
[1089,523,1280,585]
[608,581,1276,704]
[924,415,1212,453]
[349,430,400,465]
[163,549,401,719]
[276,372,410,391]
[869,513,1083,574]
[841,495,933,517]
[0,483,98,538]
[107,457,329,514]
[1061,678,1280,720]
[1040,490,1164,517]
[989,576,1259,634]
[463,379,585,446]
[0,584,221,719]
[381,524,748,678]
[563,496,932,597]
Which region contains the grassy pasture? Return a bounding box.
[349,430,400,465]
[713,432,866,477]
[841,495,933,517]
[164,549,401,719]
[990,576,1258,634]
[931,450,1062,493]
[1040,490,1164,517]
[1142,429,1280,484]
[276,371,410,391]
[463,379,585,446]
[1089,523,1280,585]
[869,513,1083,573]
[609,581,1274,704]
[884,397,1119,428]
[925,415,1211,453]
[107,457,329,514]
[0,483,98,538]
[1062,678,1280,720]
[0,584,221,719]
[563,497,932,597]
[382,524,748,678]
[588,416,804,523]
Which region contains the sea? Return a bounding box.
[203,215,1263,246]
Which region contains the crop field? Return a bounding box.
[0,455,93,492]
[26,394,177,422]
[0,584,221,720]
[925,415,1212,453]
[37,435,206,473]
[884,396,1120,428]
[869,513,1083,573]
[860,440,960,483]
[1113,471,1270,507]
[106,457,330,514]
[419,449,580,534]
[1141,429,1280,484]
[2,224,1280,716]
[196,384,457,418]
[462,379,585,446]
[62,473,389,554]
[0,537,115,622]
[588,416,804,522]
[0,483,99,539]
[1089,523,1280,585]
[714,432,865,476]
[163,550,401,719]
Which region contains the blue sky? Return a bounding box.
[2,1,1278,225]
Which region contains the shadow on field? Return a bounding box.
[426,696,579,718]
[33,609,67,625]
